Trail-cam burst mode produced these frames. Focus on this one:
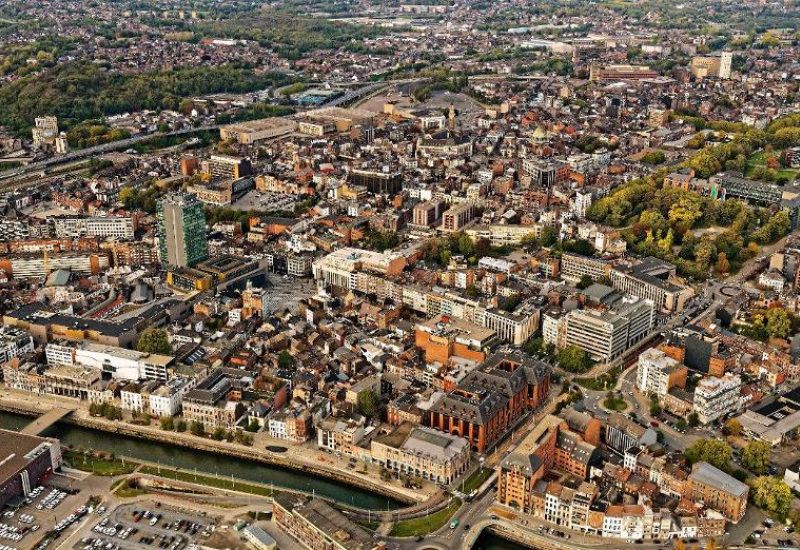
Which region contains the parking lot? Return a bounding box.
[231,190,298,213]
[75,501,213,550]
[751,517,800,548]
[0,478,95,550]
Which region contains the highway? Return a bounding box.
[0,124,221,185]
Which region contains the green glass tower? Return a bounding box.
[157,192,209,268]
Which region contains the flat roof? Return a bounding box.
[0,429,57,483]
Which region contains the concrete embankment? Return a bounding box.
[0,399,416,506]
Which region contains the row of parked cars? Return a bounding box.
[36,489,68,511]
[80,537,121,550]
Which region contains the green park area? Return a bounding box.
[63,449,137,476]
[744,150,797,183]
[389,498,462,537]
[603,393,628,411]
[461,467,493,494]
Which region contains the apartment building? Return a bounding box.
[573,190,593,219]
[411,200,446,228]
[0,252,110,278]
[561,253,612,283]
[316,417,366,455]
[268,408,312,443]
[0,328,34,364]
[496,415,598,511]
[690,52,732,79]
[50,216,135,240]
[466,224,542,247]
[120,377,193,417]
[635,348,688,398]
[201,155,252,179]
[522,158,570,187]
[685,462,748,522]
[692,374,742,424]
[441,203,476,232]
[182,369,248,430]
[604,412,658,455]
[481,306,539,346]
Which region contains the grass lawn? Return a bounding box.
[603,396,628,411]
[113,481,148,498]
[461,468,492,494]
[575,366,621,391]
[745,150,798,181]
[138,465,279,497]
[63,450,137,476]
[389,498,462,538]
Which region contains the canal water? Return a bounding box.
[472,531,530,549]
[1,411,530,547]
[0,411,400,510]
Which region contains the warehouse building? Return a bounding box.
[0,430,62,509]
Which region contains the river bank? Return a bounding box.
[0,399,415,509]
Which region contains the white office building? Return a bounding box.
[564,297,654,361]
[45,341,173,381]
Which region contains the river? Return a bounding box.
[0,411,400,510]
[2,411,533,548]
[472,531,531,549]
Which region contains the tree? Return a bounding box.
[577,274,594,290]
[541,226,558,247]
[750,476,792,517]
[521,232,540,251]
[556,345,593,373]
[688,412,700,428]
[277,350,293,369]
[763,308,792,339]
[245,419,260,433]
[357,389,381,419]
[723,418,743,437]
[522,337,544,356]
[650,402,662,416]
[715,252,730,274]
[688,149,722,178]
[135,328,172,355]
[684,439,732,472]
[189,421,205,437]
[212,427,227,441]
[706,538,717,550]
[176,419,187,433]
[160,416,174,431]
[741,441,771,475]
